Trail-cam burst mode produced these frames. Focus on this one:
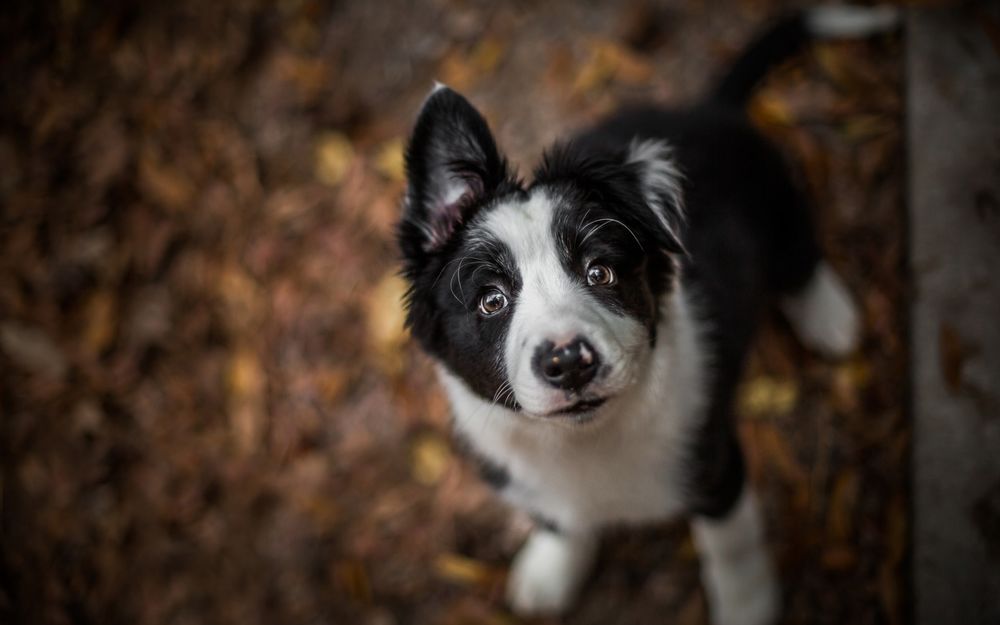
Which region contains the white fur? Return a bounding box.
[805,5,900,38]
[626,139,685,246]
[439,283,705,534]
[475,191,649,416]
[506,529,597,615]
[780,261,860,358]
[692,489,779,625]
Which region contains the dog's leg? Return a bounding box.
[781,261,860,358]
[691,488,779,625]
[506,527,597,616]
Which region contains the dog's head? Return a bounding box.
[399,86,685,422]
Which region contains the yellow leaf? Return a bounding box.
[470,37,505,74]
[366,271,409,375]
[374,137,405,182]
[411,434,451,486]
[749,92,795,128]
[433,553,496,587]
[832,357,872,412]
[739,375,799,418]
[227,346,265,454]
[333,560,371,603]
[572,38,653,94]
[814,43,856,89]
[439,38,507,91]
[315,131,354,187]
[83,290,116,354]
[841,113,893,141]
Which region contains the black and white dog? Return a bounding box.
[398,6,896,624]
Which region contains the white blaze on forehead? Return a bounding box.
[475,189,647,415]
[478,191,582,333]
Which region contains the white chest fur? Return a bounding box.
[439,291,707,533]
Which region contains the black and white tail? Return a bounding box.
[711,5,900,107]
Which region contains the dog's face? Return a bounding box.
[399,86,685,421]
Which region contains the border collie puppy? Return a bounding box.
[398,6,897,625]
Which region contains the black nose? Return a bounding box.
[533,336,600,391]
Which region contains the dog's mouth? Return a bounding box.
[546,397,607,417]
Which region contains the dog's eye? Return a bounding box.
[478,289,508,316]
[586,263,616,286]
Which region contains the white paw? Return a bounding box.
[781,262,860,359]
[693,490,780,625]
[705,560,779,625]
[506,530,595,617]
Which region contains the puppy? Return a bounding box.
[398,6,896,625]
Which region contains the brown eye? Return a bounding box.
[586,263,615,286]
[478,289,508,316]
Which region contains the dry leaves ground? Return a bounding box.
[0,1,905,624]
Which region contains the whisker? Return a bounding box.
[581,217,644,251]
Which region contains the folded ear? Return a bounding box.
[625,139,686,254]
[402,85,511,254]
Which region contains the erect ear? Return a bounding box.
[402,84,510,254]
[625,139,686,254]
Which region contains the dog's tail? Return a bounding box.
[710,5,900,108]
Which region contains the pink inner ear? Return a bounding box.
[424,195,468,252]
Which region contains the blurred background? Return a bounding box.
[0,1,914,624]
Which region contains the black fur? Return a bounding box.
[400,88,529,405]
[711,11,809,107]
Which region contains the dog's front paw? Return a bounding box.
[506,530,595,617]
[708,568,779,625]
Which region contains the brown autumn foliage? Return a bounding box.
[0,1,906,624]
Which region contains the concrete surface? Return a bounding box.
[909,5,1000,625]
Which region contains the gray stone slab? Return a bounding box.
[909,6,1000,625]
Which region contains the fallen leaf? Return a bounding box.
[814,43,857,90]
[841,113,894,141]
[227,345,266,454]
[374,137,405,182]
[749,91,795,128]
[315,131,355,187]
[439,37,507,90]
[138,145,194,210]
[82,290,117,355]
[411,434,452,486]
[573,38,653,94]
[0,322,68,380]
[738,375,799,418]
[832,358,872,412]
[333,559,371,603]
[433,553,499,588]
[366,271,410,375]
